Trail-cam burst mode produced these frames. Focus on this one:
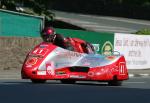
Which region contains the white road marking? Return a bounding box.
[90,28,136,33]
[140,74,149,77]
[82,24,135,31]
[124,82,146,84]
[129,74,134,77]
[73,21,98,24]
[79,14,150,26]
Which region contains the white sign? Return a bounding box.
[114,33,150,69]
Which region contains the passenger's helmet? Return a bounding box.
[41,27,56,42]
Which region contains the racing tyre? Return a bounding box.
[61,80,76,84]
[108,76,122,86]
[31,79,46,84]
[108,80,122,86]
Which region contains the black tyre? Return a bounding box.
[108,80,122,86]
[61,80,76,84]
[108,76,122,86]
[31,79,46,84]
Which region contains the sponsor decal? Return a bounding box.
[55,51,82,58]
[106,56,116,60]
[56,71,66,75]
[101,41,113,56]
[46,61,55,75]
[80,55,102,67]
[37,71,46,75]
[110,66,119,73]
[88,71,94,77]
[26,57,38,65]
[47,70,52,75]
[70,75,86,79]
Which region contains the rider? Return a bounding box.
[41,26,95,53]
[41,26,73,50]
[84,42,95,54]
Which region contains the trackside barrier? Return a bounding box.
[114,33,150,69]
[0,9,44,37]
[0,9,114,54]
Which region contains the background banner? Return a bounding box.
[56,28,114,54]
[0,9,44,37]
[114,33,150,69]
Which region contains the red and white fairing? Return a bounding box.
[22,42,128,85]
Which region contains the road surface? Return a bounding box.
[0,77,150,103]
[54,11,150,33]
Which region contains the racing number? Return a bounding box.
[32,48,48,56]
[119,62,126,75]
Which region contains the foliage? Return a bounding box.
[135,28,150,35]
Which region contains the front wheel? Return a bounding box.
[60,80,76,84]
[31,79,46,84]
[108,80,122,86]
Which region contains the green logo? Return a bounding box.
[101,41,113,56]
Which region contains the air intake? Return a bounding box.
[69,66,89,72]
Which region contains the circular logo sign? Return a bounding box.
[101,41,113,56]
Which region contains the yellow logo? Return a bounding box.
[101,41,113,56]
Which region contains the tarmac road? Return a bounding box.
[53,10,150,33]
[0,78,150,103]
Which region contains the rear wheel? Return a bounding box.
[61,80,76,84]
[31,79,46,84]
[108,76,122,86]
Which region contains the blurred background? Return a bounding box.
[1,0,150,19]
[1,0,150,27]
